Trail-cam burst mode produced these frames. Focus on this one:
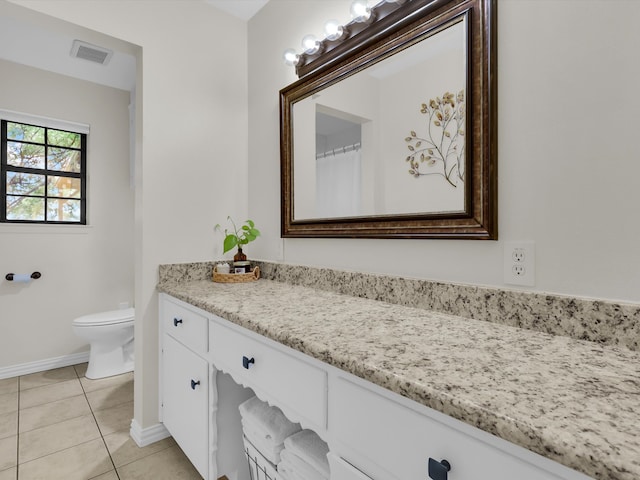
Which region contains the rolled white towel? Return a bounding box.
[279,449,328,480]
[277,459,305,480]
[242,422,285,465]
[238,396,301,445]
[283,429,330,478]
[276,464,296,480]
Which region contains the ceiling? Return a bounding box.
[205,0,269,21]
[0,0,270,92]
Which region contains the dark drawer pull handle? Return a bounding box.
[173,318,183,327]
[428,458,451,480]
[190,379,200,390]
[242,356,255,369]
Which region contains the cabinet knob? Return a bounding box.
[428,458,451,480]
[190,379,200,390]
[173,318,183,327]
[242,356,255,369]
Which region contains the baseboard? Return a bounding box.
[130,418,171,448]
[0,351,90,380]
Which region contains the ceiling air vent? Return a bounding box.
[70,40,113,65]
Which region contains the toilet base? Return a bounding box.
[85,339,134,380]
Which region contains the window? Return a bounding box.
[1,119,86,224]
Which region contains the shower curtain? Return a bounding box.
[316,147,361,218]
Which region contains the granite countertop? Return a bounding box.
[158,278,640,480]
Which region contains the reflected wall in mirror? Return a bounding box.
[281,0,497,239]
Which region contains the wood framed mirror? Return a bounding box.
[280,0,497,239]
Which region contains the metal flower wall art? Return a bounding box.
[405,90,465,187]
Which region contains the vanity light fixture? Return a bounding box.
[301,34,321,55]
[281,0,410,74]
[283,48,300,66]
[324,19,345,41]
[350,0,372,22]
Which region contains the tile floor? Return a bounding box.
[0,363,203,480]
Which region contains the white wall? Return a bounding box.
[248,0,640,304]
[0,59,133,368]
[8,0,638,439]
[8,0,250,429]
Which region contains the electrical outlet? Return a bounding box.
[512,265,525,276]
[504,241,535,286]
[512,248,526,263]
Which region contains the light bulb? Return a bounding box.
[350,0,371,22]
[301,34,320,54]
[283,48,299,66]
[324,19,344,41]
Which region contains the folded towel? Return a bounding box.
[238,396,301,445]
[243,435,279,476]
[276,464,296,480]
[283,429,330,478]
[277,460,304,480]
[279,449,328,480]
[242,421,285,465]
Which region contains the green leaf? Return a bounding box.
[223,235,238,253]
[249,228,260,237]
[246,219,255,228]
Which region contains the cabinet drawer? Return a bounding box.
[330,376,564,480]
[210,319,327,429]
[328,453,374,480]
[163,297,208,353]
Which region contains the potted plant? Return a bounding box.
[216,216,261,262]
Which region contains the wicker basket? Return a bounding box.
[213,265,260,283]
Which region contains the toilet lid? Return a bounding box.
[73,307,135,327]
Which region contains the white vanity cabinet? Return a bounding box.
[159,295,211,479]
[159,294,591,480]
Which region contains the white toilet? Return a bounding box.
[72,307,135,379]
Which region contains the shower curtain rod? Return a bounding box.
[316,142,361,160]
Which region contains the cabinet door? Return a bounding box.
[162,334,209,479]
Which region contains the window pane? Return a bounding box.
[48,129,81,148]
[47,198,80,222]
[48,148,81,172]
[7,141,45,169]
[7,122,45,143]
[6,195,45,220]
[47,176,81,198]
[6,172,45,195]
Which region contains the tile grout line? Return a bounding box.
[77,367,122,480]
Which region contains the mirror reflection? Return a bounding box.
[293,18,467,221]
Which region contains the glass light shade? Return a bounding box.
[283,49,300,66]
[350,0,371,22]
[324,20,344,41]
[301,34,320,54]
